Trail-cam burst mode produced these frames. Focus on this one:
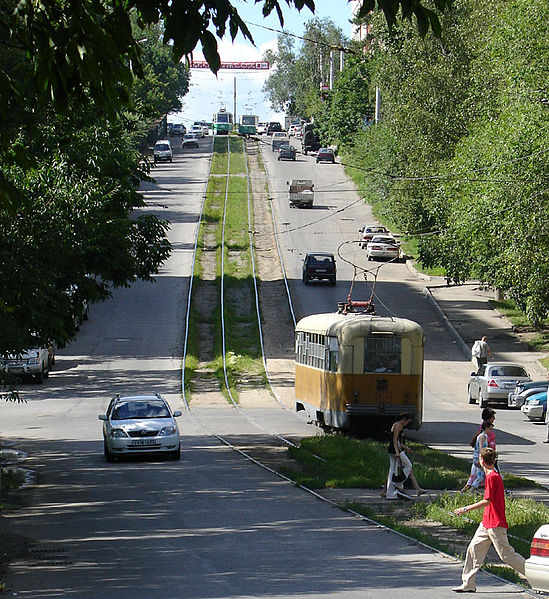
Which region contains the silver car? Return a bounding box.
[99,394,182,461]
[468,362,531,408]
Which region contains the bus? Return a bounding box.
[294,312,424,431]
[238,115,258,136]
[212,109,233,135]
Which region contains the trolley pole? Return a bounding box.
[233,77,237,128]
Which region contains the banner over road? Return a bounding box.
[190,60,270,70]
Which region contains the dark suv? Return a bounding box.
[302,252,336,285]
[267,122,282,135]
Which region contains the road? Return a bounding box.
[0,135,532,597]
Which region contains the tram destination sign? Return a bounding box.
[190,60,270,70]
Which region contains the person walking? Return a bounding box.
[452,447,526,593]
[461,420,492,492]
[386,413,425,500]
[471,336,494,370]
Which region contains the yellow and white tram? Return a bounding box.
[295,312,424,430]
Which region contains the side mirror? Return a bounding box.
[173,410,182,417]
[98,414,107,421]
[470,372,476,377]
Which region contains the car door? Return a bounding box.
[471,364,486,399]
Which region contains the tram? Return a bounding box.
[294,312,424,431]
[212,109,234,135]
[238,115,258,136]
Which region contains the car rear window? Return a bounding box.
[308,254,334,264]
[371,236,396,244]
[489,366,528,377]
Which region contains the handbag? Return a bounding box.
[392,458,407,483]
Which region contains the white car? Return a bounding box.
[182,133,199,148]
[1,346,54,383]
[190,125,204,138]
[366,235,401,261]
[526,525,549,592]
[153,139,173,164]
[257,122,267,135]
[359,225,390,248]
[99,394,182,461]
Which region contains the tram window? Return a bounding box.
[363,336,401,373]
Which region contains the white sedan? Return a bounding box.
[366,235,401,261]
[526,525,549,592]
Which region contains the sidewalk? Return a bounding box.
[419,272,547,380]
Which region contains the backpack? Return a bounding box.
[471,340,482,357]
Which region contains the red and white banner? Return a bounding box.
[191,60,270,70]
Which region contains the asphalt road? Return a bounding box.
[0,135,533,597]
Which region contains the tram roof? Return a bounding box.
[296,312,424,341]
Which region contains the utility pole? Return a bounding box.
[375,86,381,123]
[329,50,334,90]
[233,77,237,126]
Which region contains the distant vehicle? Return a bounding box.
[190,125,205,138]
[278,144,297,161]
[316,148,335,163]
[99,394,182,461]
[302,252,336,285]
[1,346,54,383]
[288,124,301,137]
[521,390,547,421]
[257,122,267,135]
[170,123,186,136]
[213,109,233,135]
[272,132,289,151]
[526,525,549,593]
[366,235,401,261]
[359,225,389,249]
[153,140,173,164]
[468,362,531,407]
[284,116,300,131]
[508,380,549,408]
[288,179,314,208]
[267,122,282,135]
[294,126,303,140]
[182,133,199,148]
[238,115,258,136]
[301,123,320,154]
[194,121,209,136]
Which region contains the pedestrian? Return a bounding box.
[461,420,492,492]
[471,336,494,370]
[452,447,525,593]
[386,413,425,500]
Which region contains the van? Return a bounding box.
[154,140,173,164]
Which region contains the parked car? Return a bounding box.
[288,124,300,137]
[526,525,549,593]
[257,122,267,135]
[99,393,182,461]
[170,123,186,136]
[508,380,549,408]
[316,148,335,163]
[267,122,282,135]
[359,225,390,249]
[294,126,303,140]
[1,346,54,383]
[521,390,547,421]
[302,252,336,285]
[467,362,531,407]
[182,133,199,148]
[366,235,401,261]
[278,144,297,161]
[153,140,173,164]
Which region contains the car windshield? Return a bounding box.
[488,366,528,377]
[156,144,170,151]
[112,400,170,420]
[280,145,293,150]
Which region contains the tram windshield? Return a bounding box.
[241,115,256,125]
[217,112,230,123]
[363,336,401,373]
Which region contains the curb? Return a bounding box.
[423,286,471,361]
[406,258,431,281]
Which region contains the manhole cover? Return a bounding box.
[28,547,72,567]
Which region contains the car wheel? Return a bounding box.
[479,393,487,408]
[171,445,181,460]
[278,156,281,161]
[303,276,309,285]
[34,367,44,384]
[468,386,476,404]
[104,441,115,462]
[331,278,336,286]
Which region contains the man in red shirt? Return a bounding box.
[452,447,525,592]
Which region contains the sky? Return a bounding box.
[172,1,356,127]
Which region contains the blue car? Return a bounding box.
[521,390,548,421]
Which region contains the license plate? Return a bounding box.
[130,439,156,446]
[316,269,326,273]
[9,367,24,372]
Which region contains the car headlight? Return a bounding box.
[530,400,540,405]
[159,426,176,436]
[110,428,129,438]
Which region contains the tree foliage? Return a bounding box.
[342,0,549,324]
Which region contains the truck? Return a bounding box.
[301,123,321,155]
[288,179,314,208]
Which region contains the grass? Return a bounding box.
[490,299,549,355]
[282,435,538,491]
